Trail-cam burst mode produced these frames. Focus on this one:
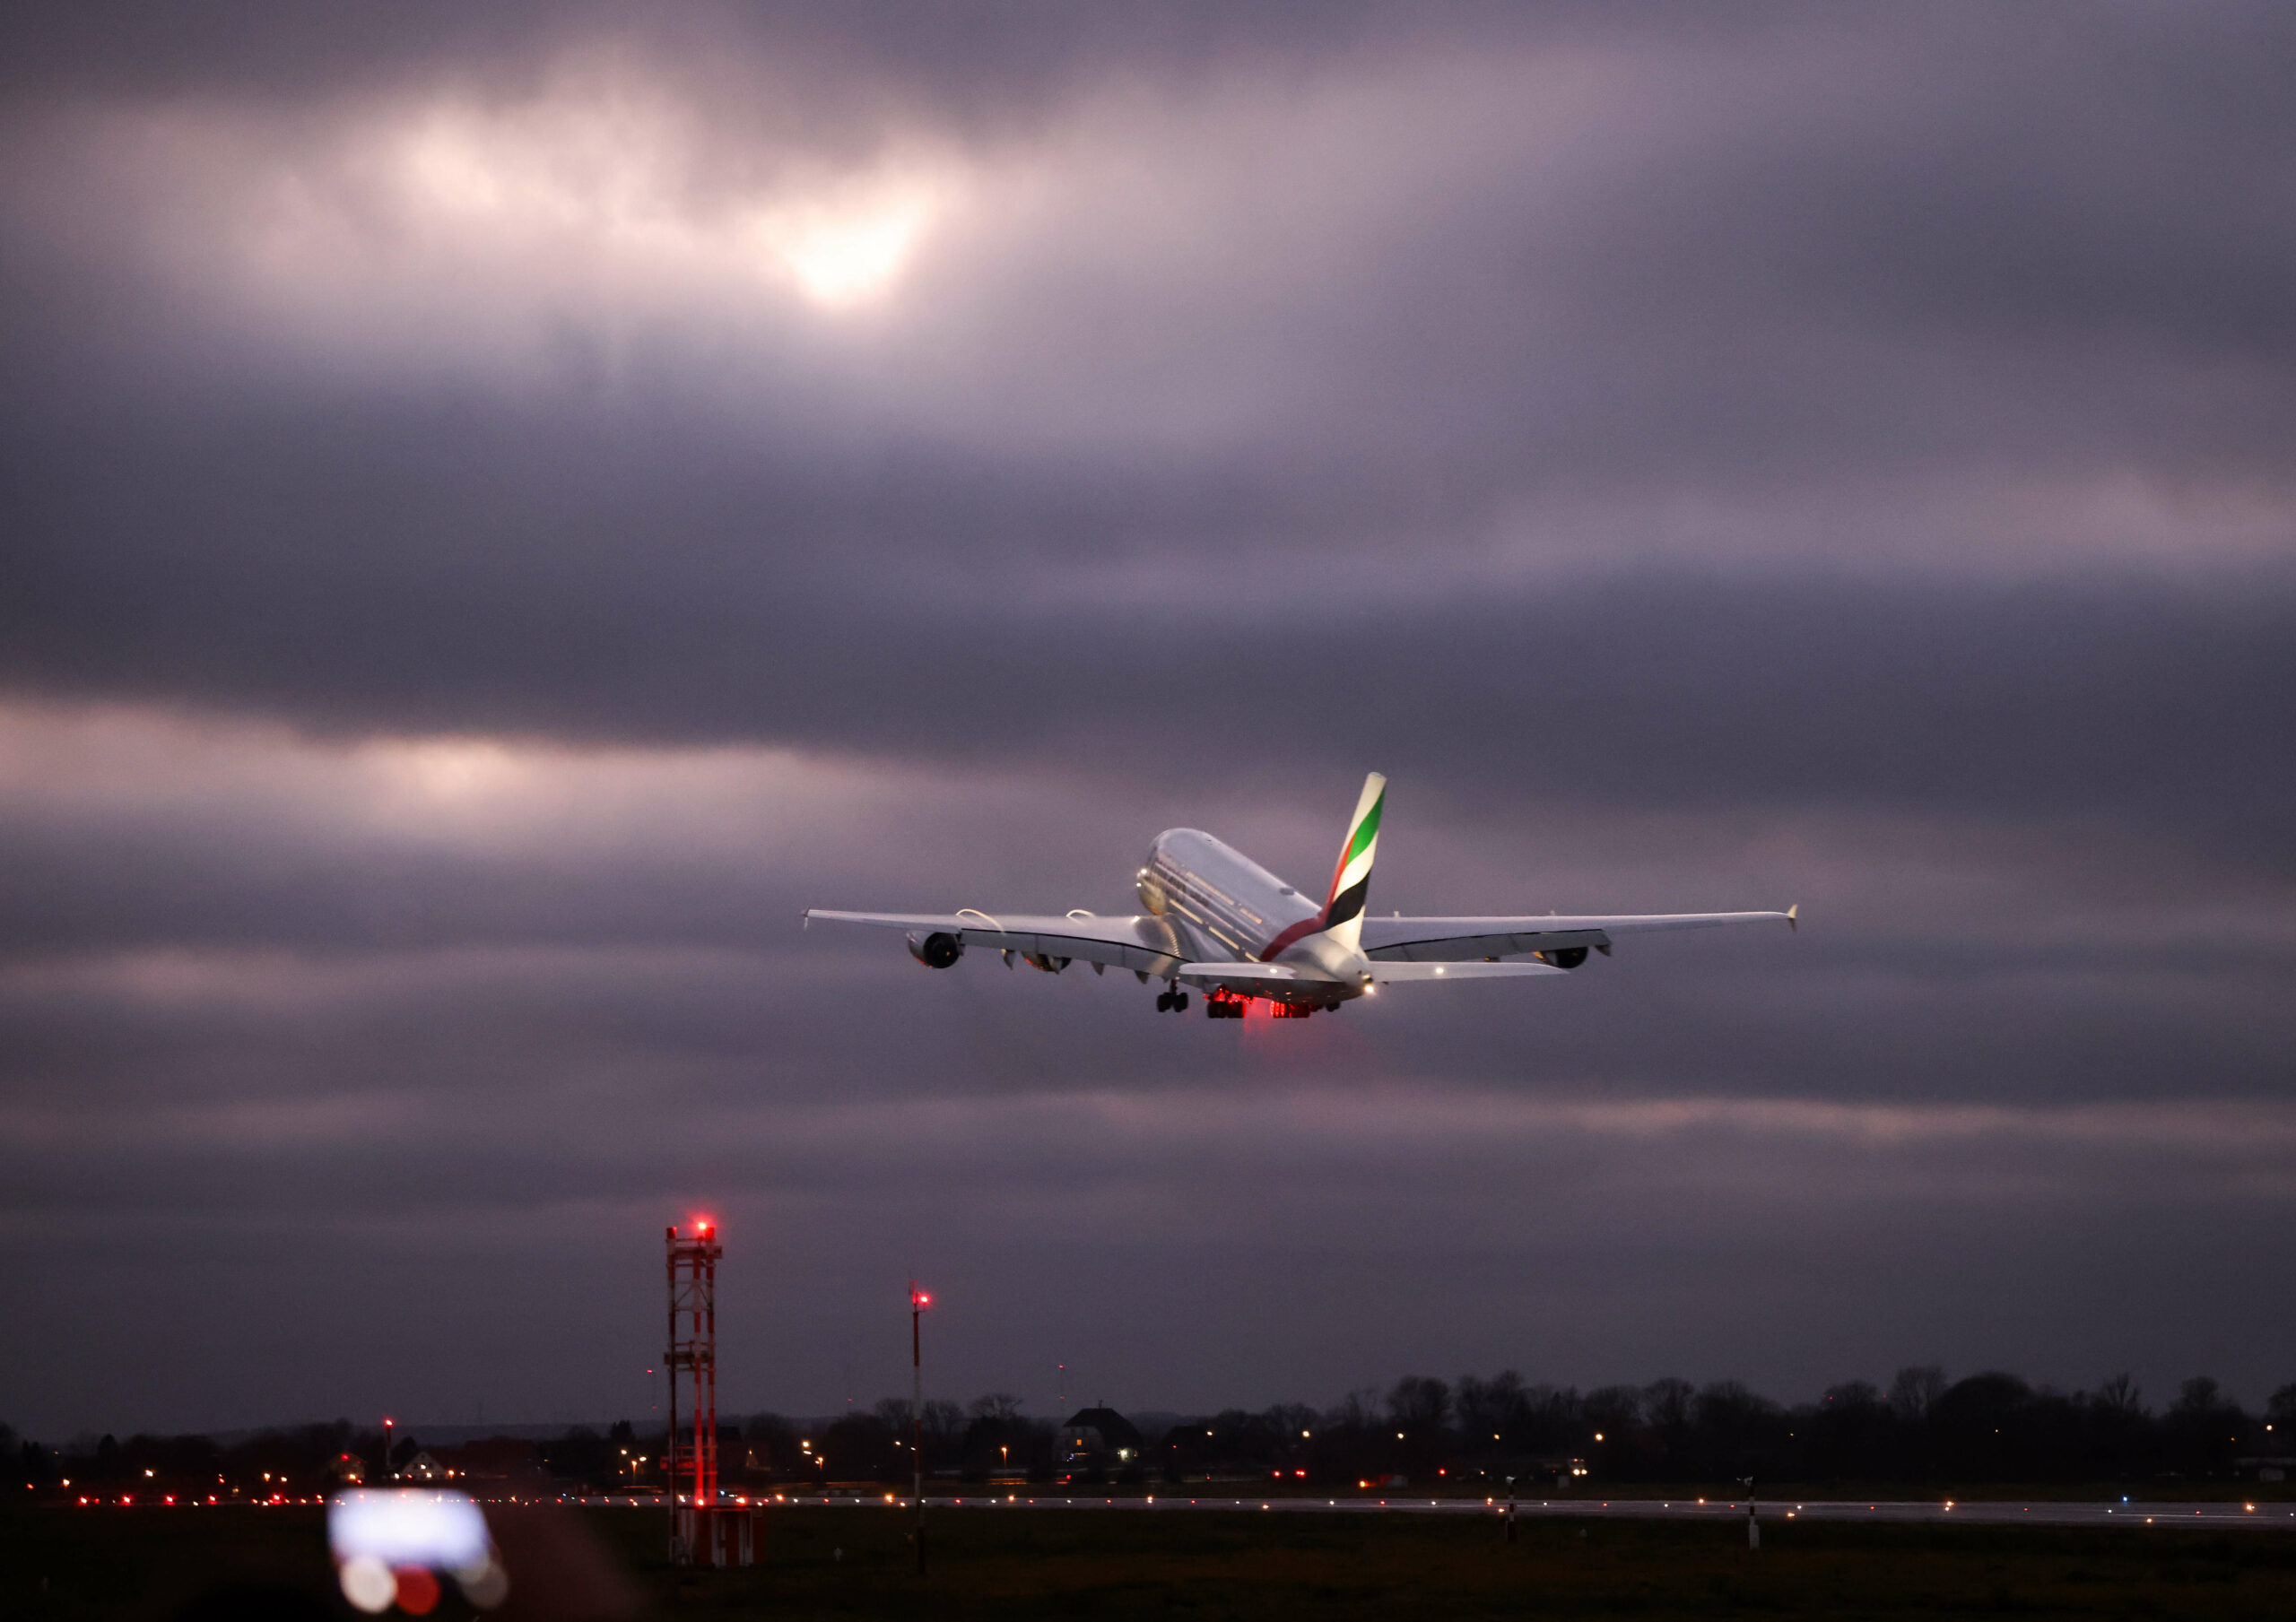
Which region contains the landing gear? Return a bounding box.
[1155,989,1191,1013]
[1205,990,1251,1019]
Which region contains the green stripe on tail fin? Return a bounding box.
[1319,773,1386,954]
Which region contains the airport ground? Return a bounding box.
[12,1497,2296,1621]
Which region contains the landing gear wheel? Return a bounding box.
[1155,991,1174,1012]
[1174,992,1189,1011]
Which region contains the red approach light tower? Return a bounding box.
[666,1217,721,1512]
[665,1216,751,1566]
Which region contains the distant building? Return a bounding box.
[402,1452,448,1483]
[431,1436,547,1484]
[1060,1407,1143,1470]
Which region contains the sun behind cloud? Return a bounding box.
[744,177,946,308]
[383,85,961,314]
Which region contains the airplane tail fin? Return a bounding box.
[1318,773,1386,955]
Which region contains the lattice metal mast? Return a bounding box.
[665,1218,722,1514]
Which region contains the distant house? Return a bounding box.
[401,1452,448,1483]
[1060,1407,1144,1469]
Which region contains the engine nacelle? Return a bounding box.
[1535,946,1590,969]
[907,931,964,969]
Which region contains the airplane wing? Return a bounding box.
[804,909,1187,978]
[1358,907,1795,963]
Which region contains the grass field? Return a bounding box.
[11,1501,2296,1619]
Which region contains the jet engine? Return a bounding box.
[1534,946,1590,969]
[907,932,964,968]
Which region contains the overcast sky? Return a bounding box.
[4,1,2293,1442]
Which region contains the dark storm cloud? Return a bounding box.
[0,2,1740,110]
[12,7,2296,456]
[0,715,2283,1132]
[4,4,2295,758]
[12,1046,2296,1430]
[4,4,2296,1440]
[10,501,2293,860]
[4,761,2292,1434]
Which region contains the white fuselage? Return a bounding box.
[1137,828,1367,993]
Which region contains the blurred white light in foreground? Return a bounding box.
[337,1556,395,1615]
[329,1489,490,1567]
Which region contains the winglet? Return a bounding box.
[1786,904,1798,933]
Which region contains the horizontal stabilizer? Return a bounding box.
[1174,961,1332,990]
[1370,960,1569,983]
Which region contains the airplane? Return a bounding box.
[804,774,1795,1019]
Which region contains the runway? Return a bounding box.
[671,1492,2296,1531]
